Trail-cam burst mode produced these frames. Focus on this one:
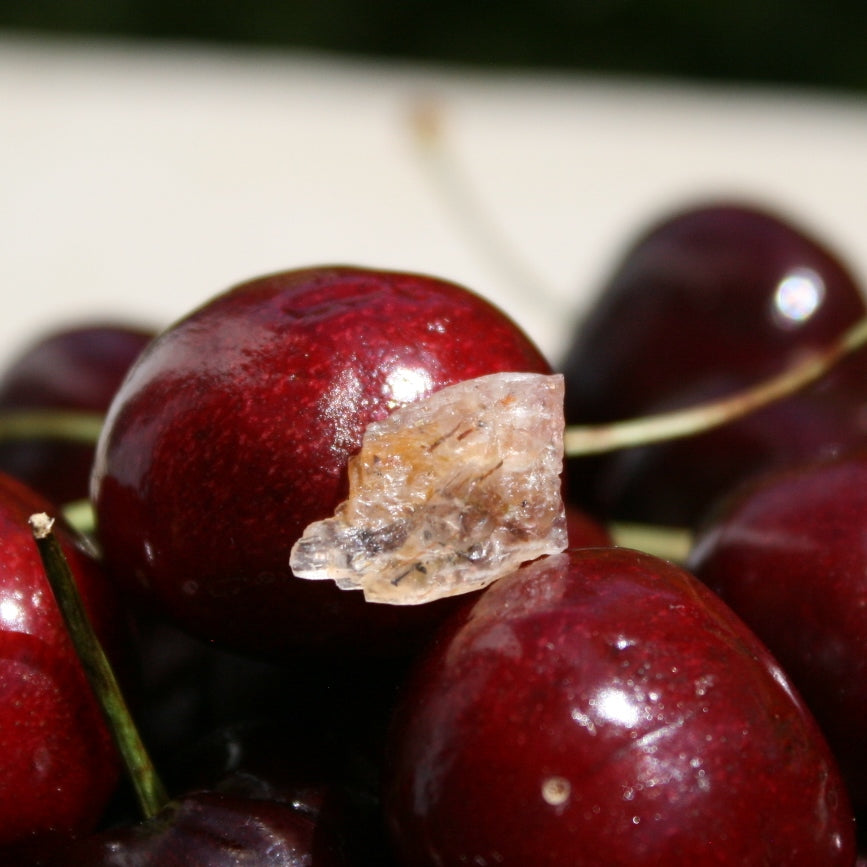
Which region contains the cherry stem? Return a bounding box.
[564,312,867,457]
[61,498,96,536]
[409,98,559,308]
[28,512,169,820]
[0,410,104,444]
[609,521,693,563]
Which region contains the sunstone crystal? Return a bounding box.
[290,371,567,604]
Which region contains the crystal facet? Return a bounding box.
[289,372,567,604]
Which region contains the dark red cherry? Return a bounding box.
[0,322,154,505]
[688,449,867,814]
[91,266,551,659]
[0,473,124,850]
[560,201,867,524]
[565,504,611,547]
[37,790,350,867]
[385,548,854,866]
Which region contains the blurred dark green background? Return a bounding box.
[3,1,867,93]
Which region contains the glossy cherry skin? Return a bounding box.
[91,266,552,659]
[384,548,855,866]
[0,322,154,505]
[0,474,124,850]
[37,791,350,867]
[560,201,867,524]
[688,450,867,814]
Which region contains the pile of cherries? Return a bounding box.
[2,201,867,865]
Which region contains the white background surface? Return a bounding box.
[2,34,867,368]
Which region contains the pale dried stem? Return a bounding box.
[409,96,558,308]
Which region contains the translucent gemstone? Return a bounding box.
[289,372,568,604]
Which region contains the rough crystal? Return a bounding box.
[289,372,567,604]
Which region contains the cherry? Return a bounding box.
[687,449,867,815]
[559,201,867,524]
[0,475,124,851]
[36,790,351,867]
[565,504,612,548]
[0,322,154,505]
[91,266,552,658]
[384,547,855,865]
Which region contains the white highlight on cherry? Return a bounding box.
[773,267,825,326]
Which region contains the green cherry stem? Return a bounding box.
[28,512,169,819]
[0,409,104,444]
[564,312,867,457]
